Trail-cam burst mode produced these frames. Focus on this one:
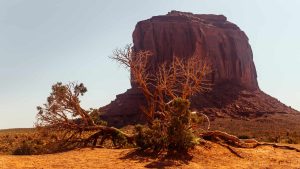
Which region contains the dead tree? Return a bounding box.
[36,82,133,148]
[111,44,212,123]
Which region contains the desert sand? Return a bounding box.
[1,143,299,169]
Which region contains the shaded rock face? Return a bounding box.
[101,11,297,127]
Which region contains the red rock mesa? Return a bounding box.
[101,11,298,126]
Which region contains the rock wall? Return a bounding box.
[132,11,258,90]
[100,11,297,127]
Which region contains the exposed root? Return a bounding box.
[200,130,259,148]
[83,126,134,148]
[200,130,300,156]
[257,143,300,152]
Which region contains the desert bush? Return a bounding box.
[13,141,37,155]
[135,98,199,153]
[135,121,168,152]
[167,98,198,152]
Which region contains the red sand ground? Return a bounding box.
[1,143,300,169]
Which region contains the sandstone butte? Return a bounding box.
[100,11,300,134]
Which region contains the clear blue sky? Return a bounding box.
[0,0,299,129]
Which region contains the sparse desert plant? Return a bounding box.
[13,141,36,155]
[135,99,201,153]
[136,99,198,152]
[167,98,199,152]
[135,121,168,152]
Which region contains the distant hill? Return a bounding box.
[0,128,35,134]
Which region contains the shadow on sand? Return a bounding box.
[119,149,193,168]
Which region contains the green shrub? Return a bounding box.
[167,98,197,152]
[135,121,168,152]
[135,98,198,153]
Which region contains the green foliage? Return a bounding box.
[135,98,198,153]
[135,121,168,152]
[167,98,197,152]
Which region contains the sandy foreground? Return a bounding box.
[1,143,300,169]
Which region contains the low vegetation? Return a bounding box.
[134,98,202,153]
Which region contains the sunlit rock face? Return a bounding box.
[132,11,258,90]
[101,11,298,127]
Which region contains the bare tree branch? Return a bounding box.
[111,44,212,122]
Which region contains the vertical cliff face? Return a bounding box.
[101,11,298,127]
[132,11,258,90]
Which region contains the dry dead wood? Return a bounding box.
[200,130,300,158]
[200,130,259,148]
[111,44,212,122]
[83,126,134,147]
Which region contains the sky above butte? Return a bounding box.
[0,0,299,128]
